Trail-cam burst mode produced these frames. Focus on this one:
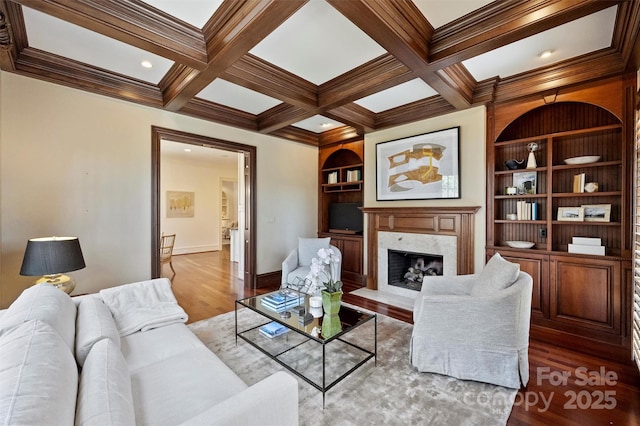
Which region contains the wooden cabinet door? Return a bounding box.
[494,250,549,319]
[550,256,621,334]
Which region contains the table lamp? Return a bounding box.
[19,236,86,294]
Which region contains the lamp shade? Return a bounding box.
[20,237,86,276]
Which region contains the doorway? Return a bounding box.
[151,126,257,287]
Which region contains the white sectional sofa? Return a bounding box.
[0,279,298,425]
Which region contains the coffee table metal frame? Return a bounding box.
[235,291,377,407]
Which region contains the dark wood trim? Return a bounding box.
[430,0,618,67]
[255,271,281,289]
[1,0,638,145]
[150,126,258,289]
[361,207,480,290]
[162,0,306,111]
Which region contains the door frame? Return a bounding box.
[150,126,257,287]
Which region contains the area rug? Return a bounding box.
[188,309,516,426]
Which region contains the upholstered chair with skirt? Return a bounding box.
[410,253,533,389]
[281,237,341,293]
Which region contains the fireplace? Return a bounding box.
[362,207,479,296]
[387,249,443,291]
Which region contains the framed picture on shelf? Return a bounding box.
[375,127,460,200]
[512,171,537,195]
[581,204,611,222]
[557,207,584,222]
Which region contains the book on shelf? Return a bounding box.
[573,173,585,193]
[327,171,338,184]
[515,201,538,220]
[259,321,290,339]
[346,169,361,182]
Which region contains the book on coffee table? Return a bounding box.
[259,321,290,339]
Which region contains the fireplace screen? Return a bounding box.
[387,249,443,291]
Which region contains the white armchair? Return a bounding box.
[281,237,341,292]
[410,253,533,389]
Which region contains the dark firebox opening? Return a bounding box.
[387,249,443,291]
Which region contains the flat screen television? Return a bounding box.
[329,203,363,234]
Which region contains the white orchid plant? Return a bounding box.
[305,247,343,294]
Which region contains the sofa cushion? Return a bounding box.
[76,339,135,426]
[75,296,121,367]
[121,323,207,372]
[298,237,330,266]
[0,319,78,425]
[130,347,248,425]
[470,253,520,296]
[0,284,76,351]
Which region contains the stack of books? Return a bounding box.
[568,237,605,256]
[516,201,538,220]
[260,291,304,313]
[259,322,290,339]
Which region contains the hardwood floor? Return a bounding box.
[168,249,640,425]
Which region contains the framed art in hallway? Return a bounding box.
[167,191,195,218]
[376,127,460,201]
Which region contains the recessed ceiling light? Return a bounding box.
[184,148,191,152]
[537,49,554,59]
[141,60,153,68]
[321,122,333,128]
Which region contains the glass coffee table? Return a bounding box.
[236,290,377,407]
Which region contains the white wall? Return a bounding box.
[160,154,238,254]
[0,72,318,307]
[364,106,487,272]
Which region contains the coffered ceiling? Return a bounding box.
[0,0,638,146]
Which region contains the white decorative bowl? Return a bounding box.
[505,241,535,249]
[564,155,601,165]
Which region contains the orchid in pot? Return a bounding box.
[306,247,342,315]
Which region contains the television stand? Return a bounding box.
[329,229,360,235]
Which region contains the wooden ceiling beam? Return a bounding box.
[375,96,456,130]
[327,0,432,70]
[14,47,163,106]
[328,0,474,109]
[257,104,314,134]
[180,98,257,131]
[611,0,640,69]
[222,54,317,109]
[162,0,306,112]
[324,104,375,134]
[494,49,625,103]
[268,126,319,146]
[318,55,413,110]
[430,0,620,68]
[11,0,208,69]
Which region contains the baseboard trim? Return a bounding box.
[256,271,281,289]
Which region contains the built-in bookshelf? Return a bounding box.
[318,142,364,289]
[486,75,634,363]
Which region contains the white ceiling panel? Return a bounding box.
[463,6,617,81]
[249,0,386,85]
[141,0,223,29]
[197,79,282,115]
[412,0,493,28]
[292,115,345,133]
[354,79,438,113]
[22,7,174,84]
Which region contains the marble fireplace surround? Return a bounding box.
[357,207,480,309]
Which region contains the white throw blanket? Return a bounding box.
[100,278,188,337]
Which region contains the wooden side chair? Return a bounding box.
[160,233,176,280]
